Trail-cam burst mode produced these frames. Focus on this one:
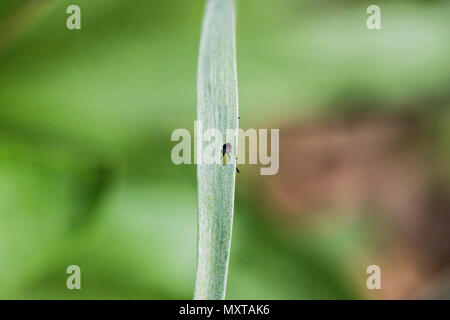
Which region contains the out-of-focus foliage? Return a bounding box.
[0,0,448,299]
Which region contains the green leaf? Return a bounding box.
[194,0,239,300]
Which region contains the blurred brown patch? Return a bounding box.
[273,113,425,218]
[264,111,449,299]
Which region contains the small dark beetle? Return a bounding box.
[222,143,240,173]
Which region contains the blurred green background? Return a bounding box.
[0,0,449,299]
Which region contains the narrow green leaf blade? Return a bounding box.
[194,0,239,300]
